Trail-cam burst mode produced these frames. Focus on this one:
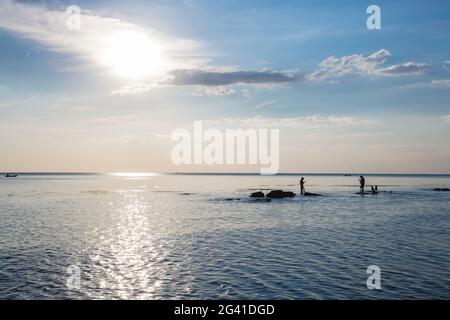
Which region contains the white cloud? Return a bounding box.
[431,79,450,86]
[207,115,371,127]
[192,86,236,96]
[306,49,390,81]
[86,115,136,124]
[401,79,450,89]
[255,100,277,110]
[377,62,432,75]
[442,115,450,123]
[306,49,431,81]
[443,61,450,71]
[0,0,203,71]
[110,83,158,96]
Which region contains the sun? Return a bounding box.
[101,30,164,79]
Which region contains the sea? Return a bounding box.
[0,173,449,299]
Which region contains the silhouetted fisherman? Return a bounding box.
[359,176,365,193]
[300,177,305,195]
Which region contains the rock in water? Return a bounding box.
[433,188,450,192]
[250,191,265,198]
[303,192,322,197]
[266,190,296,198]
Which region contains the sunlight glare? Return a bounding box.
[101,31,164,79]
[111,172,159,178]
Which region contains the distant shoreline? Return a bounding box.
[2,172,450,178]
[172,172,450,177]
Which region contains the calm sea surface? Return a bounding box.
[0,173,449,299]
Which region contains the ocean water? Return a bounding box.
[0,173,449,300]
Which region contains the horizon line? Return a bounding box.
[2,171,450,176]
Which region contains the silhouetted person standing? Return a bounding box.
[300,177,305,195]
[359,176,365,193]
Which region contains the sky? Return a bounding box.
[0,0,449,173]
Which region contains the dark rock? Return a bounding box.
[433,188,450,192]
[253,198,271,202]
[250,191,265,198]
[303,192,322,197]
[266,190,296,198]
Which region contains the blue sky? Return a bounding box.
[0,0,449,173]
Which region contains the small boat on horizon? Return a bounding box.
[4,173,18,178]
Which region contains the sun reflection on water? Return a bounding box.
[87,189,165,299]
[110,172,159,179]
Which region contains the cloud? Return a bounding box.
[431,79,450,87]
[442,115,450,123]
[111,82,241,96]
[192,86,236,96]
[306,49,390,81]
[111,68,300,95]
[306,49,431,81]
[207,115,371,127]
[0,1,138,56]
[377,62,432,75]
[0,0,202,70]
[401,79,450,89]
[443,61,450,71]
[86,115,136,124]
[110,83,157,96]
[165,69,300,86]
[255,100,277,110]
